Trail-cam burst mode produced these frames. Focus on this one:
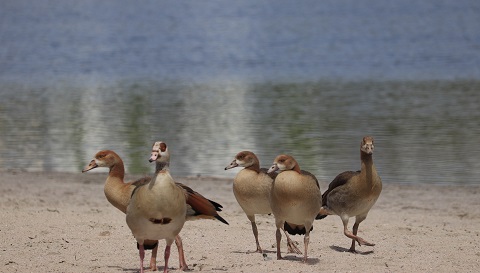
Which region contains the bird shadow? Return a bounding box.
[106,265,137,272]
[107,265,190,273]
[231,249,276,255]
[329,245,374,255]
[280,255,321,265]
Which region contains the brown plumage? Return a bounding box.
[267,154,322,262]
[319,136,383,253]
[175,183,225,224]
[82,145,227,271]
[225,151,301,255]
[82,150,166,270]
[127,154,187,273]
[148,141,228,225]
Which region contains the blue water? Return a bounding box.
[1,0,479,83]
[1,0,480,185]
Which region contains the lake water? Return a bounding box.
[1,0,479,185]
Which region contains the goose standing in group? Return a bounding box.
[126,141,187,273]
[82,150,173,271]
[83,142,228,272]
[148,141,228,226]
[225,151,301,255]
[267,154,322,262]
[318,136,382,253]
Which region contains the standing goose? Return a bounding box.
[126,141,187,273]
[225,151,301,255]
[82,144,228,271]
[319,136,382,253]
[149,141,228,226]
[267,154,322,262]
[82,150,172,271]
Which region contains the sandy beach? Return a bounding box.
[1,170,479,273]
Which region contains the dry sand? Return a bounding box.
[1,171,480,273]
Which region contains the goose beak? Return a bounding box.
[82,160,98,173]
[267,164,279,174]
[149,151,159,163]
[362,145,374,155]
[224,159,239,170]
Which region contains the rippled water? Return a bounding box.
[1,1,479,185]
[1,80,479,185]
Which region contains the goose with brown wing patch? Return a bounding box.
[319,136,382,253]
[126,142,187,273]
[82,150,175,271]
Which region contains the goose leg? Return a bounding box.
[349,215,374,252]
[303,233,310,263]
[149,243,158,271]
[247,215,262,253]
[282,228,302,254]
[341,216,374,253]
[275,228,283,260]
[174,235,188,270]
[349,221,359,252]
[139,244,145,273]
[250,221,262,253]
[302,222,313,263]
[163,244,171,273]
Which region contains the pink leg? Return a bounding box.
[303,232,310,263]
[139,244,145,273]
[150,243,158,271]
[163,245,171,273]
[282,228,302,255]
[276,228,283,260]
[250,220,263,253]
[349,221,360,252]
[175,235,188,270]
[342,217,374,253]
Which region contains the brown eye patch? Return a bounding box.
[160,142,167,152]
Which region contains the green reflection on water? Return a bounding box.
[1,79,479,185]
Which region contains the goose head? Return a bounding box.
[267,154,298,174]
[224,151,258,170]
[149,141,170,163]
[82,150,120,172]
[360,136,374,155]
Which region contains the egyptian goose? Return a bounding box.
[319,136,382,253]
[149,141,228,225]
[82,146,228,271]
[82,150,168,271]
[126,142,187,273]
[267,154,322,262]
[225,151,301,255]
